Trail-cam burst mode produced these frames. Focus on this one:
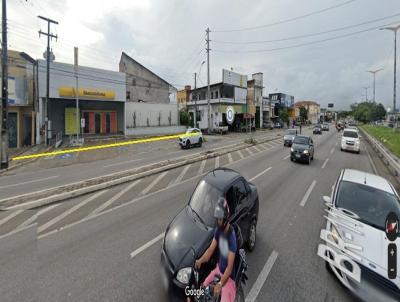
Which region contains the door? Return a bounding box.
[23,115,32,146]
[233,179,250,238]
[95,113,101,134]
[106,113,111,133]
[8,112,17,148]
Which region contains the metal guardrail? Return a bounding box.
[359,127,400,178]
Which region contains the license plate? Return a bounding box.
[295,154,300,158]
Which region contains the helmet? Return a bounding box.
[214,197,230,222]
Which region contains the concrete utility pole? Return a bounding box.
[363,87,370,102]
[1,0,8,169]
[381,25,400,127]
[38,15,58,146]
[367,68,383,103]
[206,28,211,132]
[194,72,197,127]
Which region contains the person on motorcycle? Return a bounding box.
[195,197,237,302]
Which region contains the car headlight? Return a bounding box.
[176,267,192,284]
[291,147,294,152]
[355,141,360,145]
[328,224,341,245]
[303,149,309,154]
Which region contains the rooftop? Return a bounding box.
[342,169,394,194]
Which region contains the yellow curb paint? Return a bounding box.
[12,132,198,161]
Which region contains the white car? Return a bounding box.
[318,169,400,302]
[341,128,360,154]
[179,128,203,149]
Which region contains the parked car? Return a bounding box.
[160,168,259,299]
[322,123,329,131]
[179,128,203,149]
[290,135,314,164]
[283,129,298,147]
[318,169,400,302]
[274,122,282,129]
[263,121,274,130]
[213,123,228,135]
[313,125,322,135]
[340,129,360,154]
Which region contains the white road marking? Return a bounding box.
[90,179,142,216]
[247,148,254,155]
[330,147,334,155]
[282,155,290,160]
[198,160,206,176]
[366,145,378,174]
[264,142,274,148]
[16,204,60,229]
[130,233,164,259]
[103,158,142,168]
[215,156,220,169]
[140,171,168,196]
[228,153,233,163]
[249,167,272,182]
[321,158,329,169]
[335,142,338,146]
[38,190,108,233]
[0,175,59,190]
[253,145,262,152]
[172,164,192,186]
[245,250,279,302]
[258,144,267,150]
[0,210,24,227]
[300,180,317,207]
[237,150,244,159]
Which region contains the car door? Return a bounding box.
[231,179,250,240]
[309,138,314,157]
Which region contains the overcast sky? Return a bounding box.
[6,0,400,110]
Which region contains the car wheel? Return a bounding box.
[247,219,257,252]
[311,153,314,160]
[340,148,343,152]
[290,157,293,162]
[357,150,360,154]
[198,137,202,147]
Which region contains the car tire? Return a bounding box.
[290,157,293,162]
[247,219,257,252]
[357,150,360,154]
[340,148,343,152]
[311,153,314,160]
[198,138,202,147]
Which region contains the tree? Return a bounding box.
[352,102,387,123]
[279,108,289,124]
[299,107,308,122]
[180,110,190,126]
[375,103,386,121]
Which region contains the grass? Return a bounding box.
[361,125,400,158]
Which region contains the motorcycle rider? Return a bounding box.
[195,197,237,302]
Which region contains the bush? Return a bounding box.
[180,111,190,126]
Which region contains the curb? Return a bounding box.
[0,135,281,210]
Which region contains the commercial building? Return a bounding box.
[295,100,321,124]
[177,85,191,110]
[3,50,36,148]
[269,92,295,124]
[247,73,264,128]
[38,59,126,143]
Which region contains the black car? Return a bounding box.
[313,125,322,134]
[290,135,314,164]
[160,168,259,299]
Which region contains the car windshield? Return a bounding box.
[189,180,222,227]
[314,125,321,129]
[343,131,358,138]
[336,181,400,231]
[293,137,309,145]
[287,130,297,135]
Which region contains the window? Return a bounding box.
[343,131,358,138]
[226,179,248,214]
[211,92,214,99]
[215,91,219,99]
[127,91,131,100]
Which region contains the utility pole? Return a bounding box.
[206,28,211,132]
[363,87,369,102]
[367,68,383,103]
[0,0,8,169]
[38,15,58,146]
[194,72,197,127]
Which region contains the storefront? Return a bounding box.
[38,60,126,142]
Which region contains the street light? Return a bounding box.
[366,68,383,102]
[381,24,400,127]
[194,61,205,128]
[362,86,370,102]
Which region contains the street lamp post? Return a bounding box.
[366,68,383,102]
[381,25,400,128]
[363,87,370,102]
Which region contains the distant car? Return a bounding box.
[313,125,322,135]
[179,128,203,149]
[322,123,329,131]
[161,168,259,299]
[290,135,314,164]
[274,122,282,129]
[283,129,298,147]
[263,121,274,130]
[341,129,360,154]
[318,169,400,302]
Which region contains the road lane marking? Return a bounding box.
[330,147,334,155]
[140,172,168,196]
[0,175,59,190]
[90,179,142,216]
[237,150,244,159]
[245,250,279,302]
[300,180,317,207]
[247,148,254,155]
[0,210,24,227]
[130,233,164,259]
[249,167,272,182]
[321,158,329,169]
[282,155,290,160]
[103,158,143,168]
[365,145,378,174]
[253,145,262,152]
[198,160,206,176]
[173,164,192,186]
[258,144,267,150]
[38,190,108,233]
[16,204,60,229]
[335,142,338,146]
[215,156,220,169]
[228,153,233,163]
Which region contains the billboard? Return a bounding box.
[5,76,28,105]
[328,103,334,108]
[222,69,248,88]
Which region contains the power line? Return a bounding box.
[212,0,357,33]
[213,20,400,54]
[212,13,400,44]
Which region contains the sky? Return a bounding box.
[6,0,400,110]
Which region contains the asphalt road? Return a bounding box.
[0,127,393,302]
[0,130,285,200]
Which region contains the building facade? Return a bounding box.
[269,92,295,123]
[38,60,126,142]
[247,73,264,128]
[177,85,191,110]
[295,100,321,124]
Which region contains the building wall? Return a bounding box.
[120,53,170,104]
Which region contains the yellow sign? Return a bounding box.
[65,107,80,135]
[58,87,115,100]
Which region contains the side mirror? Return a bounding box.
[322,196,331,204]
